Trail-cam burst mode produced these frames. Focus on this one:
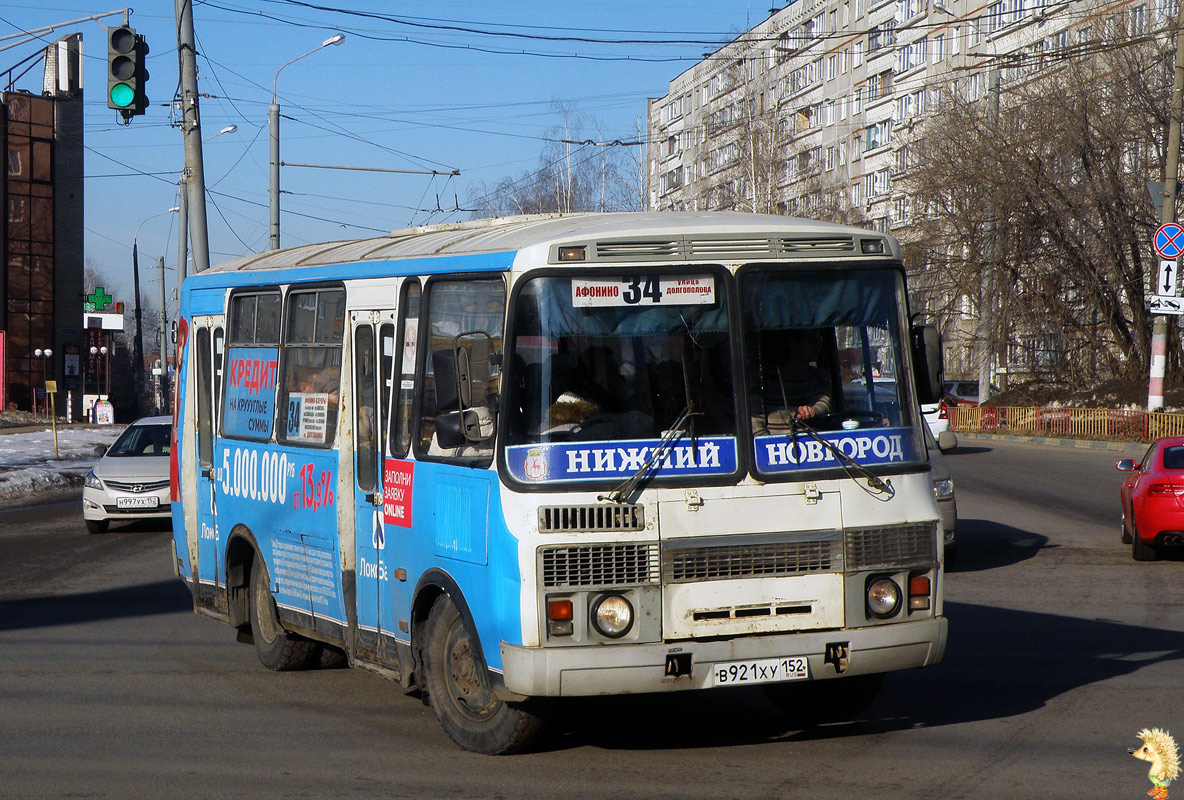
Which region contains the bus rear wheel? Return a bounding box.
[422,594,545,755]
[249,557,319,670]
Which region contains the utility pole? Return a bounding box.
[1150,2,1184,410]
[131,239,144,414]
[175,0,210,273]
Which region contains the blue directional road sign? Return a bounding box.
[1155,223,1184,258]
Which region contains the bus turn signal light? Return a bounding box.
[547,597,573,637]
[909,575,931,611]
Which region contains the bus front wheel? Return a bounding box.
[422,594,545,755]
[249,557,319,670]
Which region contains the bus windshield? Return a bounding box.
[742,266,924,475]
[504,272,737,482]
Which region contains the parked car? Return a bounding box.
[943,380,1001,406]
[82,415,172,534]
[926,426,958,564]
[1116,437,1184,561]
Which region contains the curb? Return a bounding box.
[954,431,1148,455]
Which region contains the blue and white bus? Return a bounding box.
[170,212,948,754]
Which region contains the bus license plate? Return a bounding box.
[117,496,159,509]
[712,656,809,687]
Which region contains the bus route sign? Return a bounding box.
[1155,223,1184,259]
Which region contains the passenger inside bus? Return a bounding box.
[751,328,835,435]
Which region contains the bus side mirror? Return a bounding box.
[910,324,943,405]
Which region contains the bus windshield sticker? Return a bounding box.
[505,436,737,483]
[571,276,715,308]
[382,458,414,527]
[754,427,919,473]
[222,346,279,438]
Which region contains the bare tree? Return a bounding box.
[467,101,640,218]
[902,29,1171,384]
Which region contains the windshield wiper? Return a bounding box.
[773,370,894,499]
[600,403,697,505]
[788,416,895,500]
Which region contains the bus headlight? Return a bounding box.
[590,593,633,638]
[866,577,901,619]
[933,478,954,501]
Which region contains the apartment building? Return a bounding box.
[647,0,1173,384]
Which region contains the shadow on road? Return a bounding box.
[946,445,993,456]
[0,578,191,631]
[546,600,1184,752]
[946,518,1054,574]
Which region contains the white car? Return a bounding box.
[82,415,172,534]
[922,399,950,441]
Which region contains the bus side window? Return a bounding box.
[278,287,346,447]
[415,278,505,465]
[196,328,213,468]
[378,323,395,452]
[354,323,378,492]
[388,280,420,458]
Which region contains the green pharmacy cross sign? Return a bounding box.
[85,287,113,313]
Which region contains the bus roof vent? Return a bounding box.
[538,503,645,533]
[594,240,680,260]
[686,237,775,258]
[780,236,856,253]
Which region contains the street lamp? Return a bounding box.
[33,347,52,419]
[133,207,180,416]
[90,345,110,398]
[270,33,346,250]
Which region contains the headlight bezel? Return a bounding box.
[932,478,954,501]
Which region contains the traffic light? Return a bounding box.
[106,25,149,119]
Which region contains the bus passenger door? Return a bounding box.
[352,312,396,662]
[193,321,225,599]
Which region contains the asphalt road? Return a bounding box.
[1,439,1181,799]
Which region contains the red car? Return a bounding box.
[1117,437,1184,561]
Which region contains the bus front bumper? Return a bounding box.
[499,616,947,698]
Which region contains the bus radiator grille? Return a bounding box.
[538,504,644,533]
[844,523,937,570]
[661,533,843,584]
[540,543,659,588]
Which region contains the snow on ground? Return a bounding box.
[0,424,126,509]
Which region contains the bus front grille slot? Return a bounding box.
[844,523,937,570]
[540,543,659,588]
[661,532,843,583]
[538,504,645,533]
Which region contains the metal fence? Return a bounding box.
[948,406,1184,442]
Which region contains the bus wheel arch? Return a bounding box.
[417,588,545,754]
[244,533,320,671]
[225,526,258,633]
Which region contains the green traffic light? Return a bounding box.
[110,83,134,108]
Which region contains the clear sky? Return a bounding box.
[2,1,761,311]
